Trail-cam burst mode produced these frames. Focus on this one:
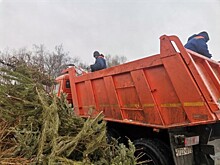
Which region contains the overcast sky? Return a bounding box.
[0,0,219,64]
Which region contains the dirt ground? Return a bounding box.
[209,139,220,165]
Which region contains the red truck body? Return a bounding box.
[56,35,220,165]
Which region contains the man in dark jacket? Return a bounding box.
[184,31,212,58]
[90,51,107,72]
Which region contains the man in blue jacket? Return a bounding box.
[184,31,212,58]
[90,51,107,72]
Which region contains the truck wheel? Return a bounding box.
[134,138,173,165]
[106,128,121,143]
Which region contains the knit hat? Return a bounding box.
[93,51,100,57]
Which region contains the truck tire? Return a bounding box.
[106,127,121,143]
[134,138,174,165]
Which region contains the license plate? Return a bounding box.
[175,146,193,157]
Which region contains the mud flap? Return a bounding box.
[194,144,214,165]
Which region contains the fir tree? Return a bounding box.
[0,60,137,164]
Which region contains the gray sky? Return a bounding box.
[0,0,220,64]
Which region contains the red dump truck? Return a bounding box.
[55,35,220,165]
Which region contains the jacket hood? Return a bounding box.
[187,34,197,41]
[198,31,209,42]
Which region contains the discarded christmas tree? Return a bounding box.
[0,61,137,164]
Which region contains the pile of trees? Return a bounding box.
[0,46,136,164]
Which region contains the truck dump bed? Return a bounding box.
[64,35,220,128]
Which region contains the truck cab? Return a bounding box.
[55,74,72,104]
